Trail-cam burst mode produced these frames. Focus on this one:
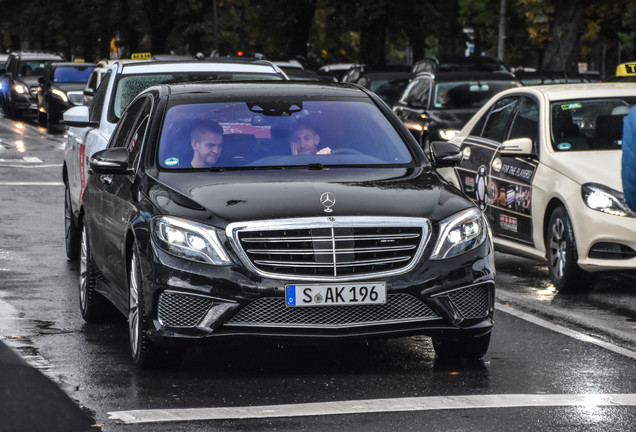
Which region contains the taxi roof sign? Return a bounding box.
[131,52,152,60]
[616,62,636,77]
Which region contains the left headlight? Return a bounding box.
[152,216,232,265]
[581,183,636,217]
[439,129,460,141]
[431,208,489,259]
[51,88,69,102]
[12,83,27,94]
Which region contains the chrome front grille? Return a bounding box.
[447,283,492,319]
[228,217,431,281]
[67,91,84,106]
[226,294,438,328]
[157,291,214,328]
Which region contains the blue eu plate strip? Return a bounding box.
[285,286,296,306]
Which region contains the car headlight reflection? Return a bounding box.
[152,216,232,265]
[431,208,489,259]
[582,183,635,217]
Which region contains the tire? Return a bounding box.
[546,206,597,293]
[79,223,115,322]
[432,332,491,361]
[64,184,80,260]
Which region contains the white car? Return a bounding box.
[62,59,287,260]
[441,83,636,292]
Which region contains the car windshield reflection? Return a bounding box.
[157,100,414,169]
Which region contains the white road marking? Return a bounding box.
[0,182,63,186]
[108,393,636,424]
[0,156,43,163]
[495,302,636,360]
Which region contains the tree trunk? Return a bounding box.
[540,0,583,73]
[288,0,317,59]
[437,0,459,56]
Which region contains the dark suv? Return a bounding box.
[0,51,65,118]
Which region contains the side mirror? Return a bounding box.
[500,137,533,156]
[63,106,98,128]
[89,148,131,175]
[430,141,462,167]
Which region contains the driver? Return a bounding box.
[289,120,331,155]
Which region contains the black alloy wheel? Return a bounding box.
[546,206,596,293]
[79,223,116,322]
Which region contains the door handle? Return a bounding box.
[101,175,113,186]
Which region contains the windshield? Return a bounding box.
[17,60,59,77]
[158,100,414,169]
[433,80,520,110]
[550,98,636,151]
[111,72,283,120]
[53,66,95,83]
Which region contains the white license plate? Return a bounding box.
[285,283,386,307]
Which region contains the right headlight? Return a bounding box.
[152,216,232,265]
[430,208,489,259]
[581,183,636,217]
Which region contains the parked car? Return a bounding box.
[393,71,521,150]
[441,83,636,293]
[342,65,414,106]
[79,81,495,367]
[36,62,95,127]
[62,59,288,262]
[0,51,65,118]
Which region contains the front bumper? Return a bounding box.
[568,198,636,272]
[140,238,496,345]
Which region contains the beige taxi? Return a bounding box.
[441,83,636,292]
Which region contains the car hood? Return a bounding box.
[53,82,87,91]
[546,150,622,191]
[147,167,473,227]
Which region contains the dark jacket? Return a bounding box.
[622,105,636,211]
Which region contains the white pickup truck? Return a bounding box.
[62,59,287,259]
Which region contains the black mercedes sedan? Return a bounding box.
[79,81,495,367]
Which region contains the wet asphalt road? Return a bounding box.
[0,116,635,431]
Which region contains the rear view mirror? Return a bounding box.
[500,137,533,156]
[89,148,131,175]
[63,106,98,128]
[430,141,462,167]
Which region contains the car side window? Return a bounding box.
[88,70,111,122]
[109,97,148,151]
[507,97,539,152]
[480,96,520,142]
[126,103,151,169]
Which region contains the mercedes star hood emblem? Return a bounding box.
[320,192,335,213]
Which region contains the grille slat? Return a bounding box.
[232,219,428,280]
[226,294,438,328]
[67,91,84,106]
